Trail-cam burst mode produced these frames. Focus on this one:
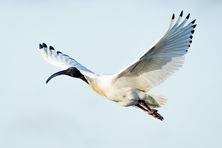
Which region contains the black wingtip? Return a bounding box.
[57,51,62,54]
[39,44,43,49]
[191,19,196,24]
[172,13,175,20]
[49,46,55,50]
[189,40,192,43]
[191,30,195,34]
[186,13,190,19]
[42,43,47,48]
[192,24,197,28]
[180,10,183,17]
[190,35,193,39]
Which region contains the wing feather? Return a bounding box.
[114,12,196,91]
[38,43,93,74]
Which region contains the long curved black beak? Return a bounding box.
[46,70,67,84]
[46,67,89,84]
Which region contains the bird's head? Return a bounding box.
[46,67,88,84]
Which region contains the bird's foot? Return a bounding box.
[147,109,164,121]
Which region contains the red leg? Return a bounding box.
[137,100,164,121]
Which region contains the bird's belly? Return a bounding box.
[107,88,142,106]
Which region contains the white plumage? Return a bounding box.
[38,11,196,121]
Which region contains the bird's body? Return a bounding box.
[87,74,141,106]
[38,11,196,121]
[79,73,164,108]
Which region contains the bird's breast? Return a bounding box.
[90,83,107,97]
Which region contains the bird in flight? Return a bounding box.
[38,11,196,121]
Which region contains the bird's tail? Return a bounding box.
[144,94,167,108]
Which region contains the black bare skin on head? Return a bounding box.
[46,67,88,84]
[66,67,88,84]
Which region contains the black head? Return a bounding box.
[46,67,88,84]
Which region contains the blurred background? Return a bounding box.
[0,0,221,148]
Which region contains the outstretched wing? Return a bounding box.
[114,11,196,91]
[38,43,93,74]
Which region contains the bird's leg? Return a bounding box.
[135,103,148,112]
[137,100,164,121]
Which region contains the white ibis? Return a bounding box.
[39,11,196,121]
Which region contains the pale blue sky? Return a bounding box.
[0,0,221,148]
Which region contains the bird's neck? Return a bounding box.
[87,75,113,97]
